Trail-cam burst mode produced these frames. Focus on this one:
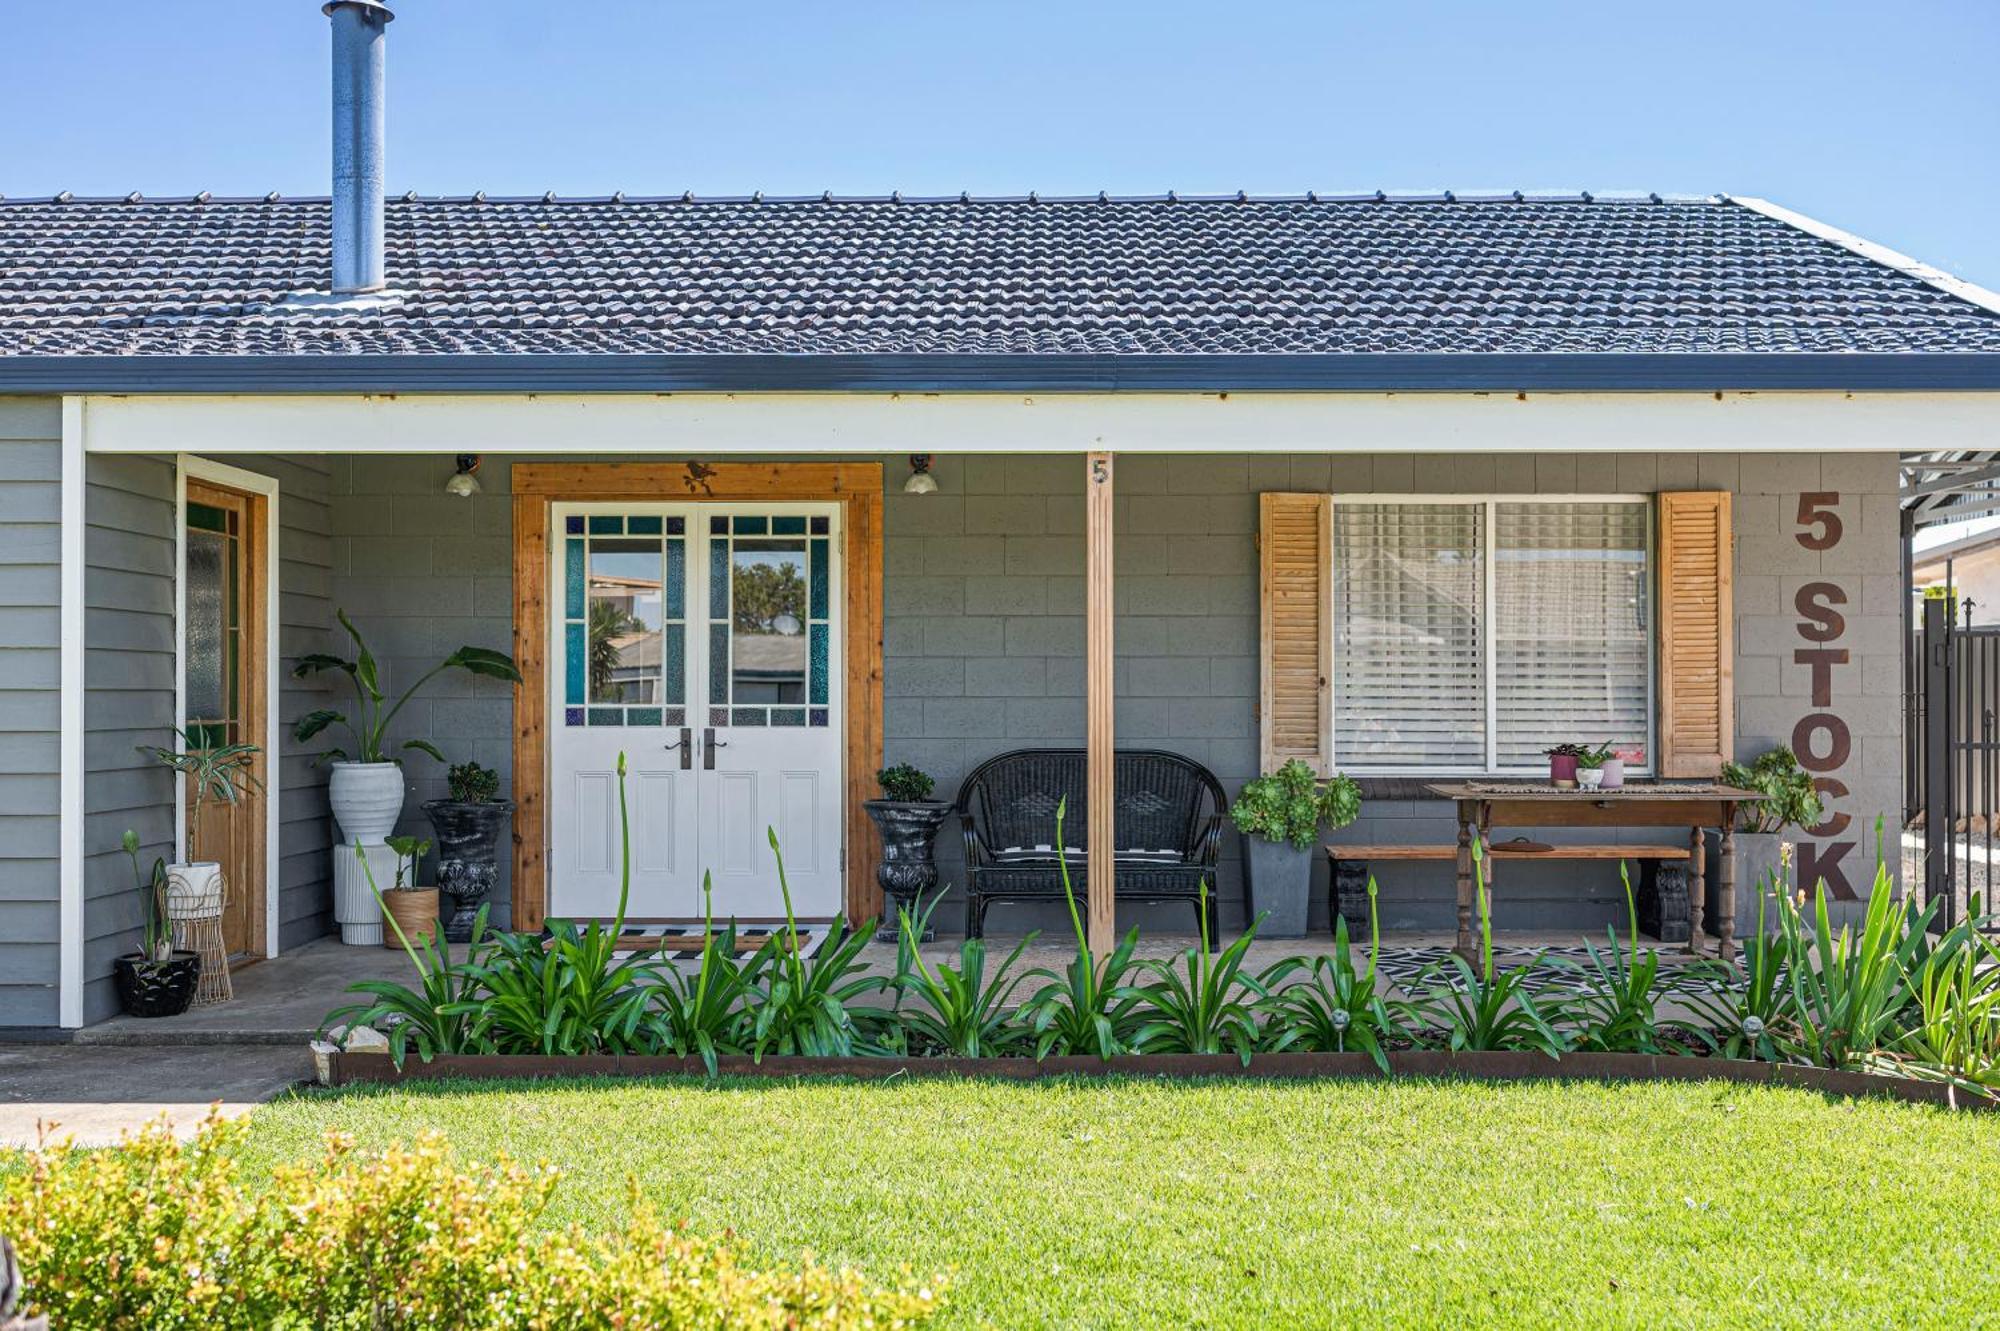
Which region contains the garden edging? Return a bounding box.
[314,1048,1992,1108]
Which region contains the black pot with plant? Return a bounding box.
[1231,760,1363,938]
[863,763,951,943]
[421,761,515,942]
[110,828,201,1018]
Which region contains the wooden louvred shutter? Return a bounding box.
[1259,492,1334,775]
[1657,490,1734,777]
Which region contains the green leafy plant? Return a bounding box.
[1722,746,1825,833]
[890,893,1036,1058]
[446,760,502,804]
[1895,914,2000,1099]
[320,868,493,1067]
[464,754,672,1056]
[1229,759,1362,850]
[1780,851,1935,1071]
[1018,798,1150,1059]
[1550,861,1684,1054]
[383,834,432,891]
[121,828,173,963]
[1410,840,1568,1057]
[875,762,938,803]
[738,827,890,1058]
[1258,877,1403,1071]
[134,726,264,864]
[0,1115,944,1330]
[1682,868,1799,1062]
[1130,882,1266,1063]
[587,599,644,699]
[649,873,755,1076]
[1573,742,1617,771]
[292,608,522,765]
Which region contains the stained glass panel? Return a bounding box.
[772,515,806,536]
[809,708,829,728]
[734,515,768,536]
[809,622,829,705]
[771,708,806,727]
[628,515,663,536]
[564,623,586,706]
[564,538,585,618]
[809,538,829,621]
[588,515,623,536]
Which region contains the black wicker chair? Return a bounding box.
[955,748,1229,945]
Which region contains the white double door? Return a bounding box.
[550,502,843,922]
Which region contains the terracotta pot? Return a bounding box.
[382,888,439,949]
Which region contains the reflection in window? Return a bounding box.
[587,539,663,704]
[730,539,807,705]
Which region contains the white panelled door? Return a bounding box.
[548,504,843,922]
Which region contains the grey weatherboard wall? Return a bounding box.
[322,448,1903,937]
[0,399,61,1027]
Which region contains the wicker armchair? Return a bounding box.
[955,748,1228,945]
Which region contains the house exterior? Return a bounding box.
[1913,526,2000,625]
[3,10,1999,1032]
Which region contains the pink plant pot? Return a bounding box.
[1548,754,1578,785]
[1599,758,1625,789]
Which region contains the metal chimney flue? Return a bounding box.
[325,0,392,294]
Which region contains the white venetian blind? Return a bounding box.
[1332,503,1485,768]
[1494,502,1650,767]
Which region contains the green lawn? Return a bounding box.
[239,1075,2000,1329]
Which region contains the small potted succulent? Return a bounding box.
[109,828,201,1018]
[378,834,438,949]
[863,763,951,942]
[1711,746,1825,939]
[422,760,515,942]
[1575,742,1617,791]
[293,610,521,845]
[1230,759,1362,938]
[1545,743,1584,788]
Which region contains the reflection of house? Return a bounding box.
[732,632,807,703]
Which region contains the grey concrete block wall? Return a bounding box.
[0,400,62,1027]
[326,455,517,925]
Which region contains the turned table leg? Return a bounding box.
[1687,822,1707,956]
[1454,810,1474,958]
[1718,818,1737,963]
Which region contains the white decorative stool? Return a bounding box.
[166,861,232,1005]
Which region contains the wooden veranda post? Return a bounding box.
[1086,452,1116,957]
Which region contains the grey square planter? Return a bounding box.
[1704,830,1789,941]
[1244,835,1313,938]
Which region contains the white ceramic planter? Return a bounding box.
[329,761,405,844]
[1577,767,1605,790]
[164,860,224,921]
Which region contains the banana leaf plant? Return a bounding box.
[292,608,521,764]
[135,725,264,865]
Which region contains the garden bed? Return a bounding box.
[316,1047,1992,1107]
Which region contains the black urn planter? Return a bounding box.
[112,950,201,1018]
[422,798,516,942]
[863,800,953,942]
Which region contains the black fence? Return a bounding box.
[1908,593,1997,930]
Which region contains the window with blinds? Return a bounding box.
[1331,497,1652,773]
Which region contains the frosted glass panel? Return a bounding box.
[185,529,226,724]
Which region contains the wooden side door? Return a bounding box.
[184,480,268,959]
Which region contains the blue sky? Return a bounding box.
[5,1,1998,287]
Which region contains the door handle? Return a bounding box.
[666,727,692,770]
[703,726,727,770]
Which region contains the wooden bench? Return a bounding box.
[1323,841,1693,943]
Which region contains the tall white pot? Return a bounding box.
[329,761,405,845]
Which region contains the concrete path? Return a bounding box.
[0,1044,311,1148]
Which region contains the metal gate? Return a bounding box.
[1908,592,1999,929]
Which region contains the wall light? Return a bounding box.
[904,454,938,495]
[444,454,483,498]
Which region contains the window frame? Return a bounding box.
[1326,492,1657,778]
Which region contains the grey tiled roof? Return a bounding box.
[2,192,1997,357]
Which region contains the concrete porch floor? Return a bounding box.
[66,926,1724,1046]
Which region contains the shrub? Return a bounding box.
[446,760,502,804]
[1723,746,1823,833]
[875,763,936,803]
[0,1115,942,1329]
[1228,760,1361,850]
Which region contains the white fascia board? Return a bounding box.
[1733,196,2000,318]
[78,390,2000,456]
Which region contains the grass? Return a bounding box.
[235,1074,2000,1329]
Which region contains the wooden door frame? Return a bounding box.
[177,456,281,959]
[510,462,884,932]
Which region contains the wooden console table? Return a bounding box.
[1424,783,1766,963]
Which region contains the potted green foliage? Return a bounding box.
[135,727,264,930]
[421,760,516,942]
[863,763,950,942]
[1230,760,1362,938]
[1575,743,1616,791]
[109,828,200,1018]
[378,834,437,950]
[1711,746,1825,939]
[1544,742,1584,788]
[293,610,522,844]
